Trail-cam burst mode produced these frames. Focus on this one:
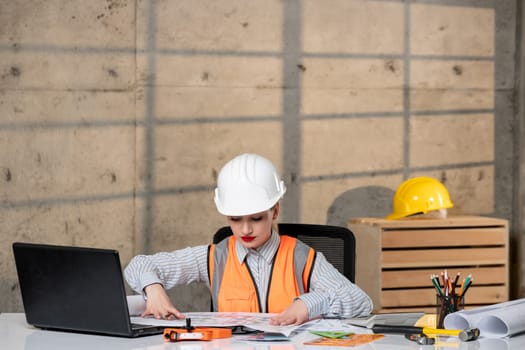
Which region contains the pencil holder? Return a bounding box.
[436,294,464,329]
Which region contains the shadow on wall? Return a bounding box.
[327,186,395,227]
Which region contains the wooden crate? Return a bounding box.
[348,216,509,313]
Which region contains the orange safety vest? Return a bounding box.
[208,235,316,313]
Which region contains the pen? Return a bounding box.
[453,272,461,288]
[431,274,443,296]
[460,279,473,297]
[322,316,343,320]
[459,278,465,296]
[453,272,461,294]
[460,274,472,296]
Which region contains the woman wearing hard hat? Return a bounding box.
[125,153,372,326]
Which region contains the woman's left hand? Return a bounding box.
[269,299,309,326]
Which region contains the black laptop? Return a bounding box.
[12,242,164,337]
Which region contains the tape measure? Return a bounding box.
[163,318,232,342]
[163,327,232,342]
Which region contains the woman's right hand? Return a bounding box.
[142,283,185,320]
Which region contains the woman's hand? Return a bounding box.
[269,299,309,326]
[142,283,185,320]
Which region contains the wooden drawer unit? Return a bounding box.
[348,216,509,313]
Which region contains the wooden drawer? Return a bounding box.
[349,216,509,313]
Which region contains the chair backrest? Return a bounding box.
[212,223,355,283]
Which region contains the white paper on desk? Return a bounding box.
[308,319,351,333]
[344,312,424,328]
[305,318,376,335]
[130,311,306,337]
[126,295,146,316]
[478,335,525,350]
[444,298,525,338]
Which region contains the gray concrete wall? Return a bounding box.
[0,0,521,312]
[518,0,525,298]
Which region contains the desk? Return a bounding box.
[1,313,525,349]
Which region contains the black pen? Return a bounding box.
[322,315,343,320]
[461,279,473,296]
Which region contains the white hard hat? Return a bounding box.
[214,153,286,216]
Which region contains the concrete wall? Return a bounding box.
[0,0,521,312]
[518,0,525,298]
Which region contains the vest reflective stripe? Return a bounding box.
[297,239,315,293]
[208,235,315,313]
[293,239,316,294]
[209,239,228,312]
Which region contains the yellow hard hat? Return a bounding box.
[386,177,454,220]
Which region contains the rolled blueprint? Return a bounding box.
[444,298,525,338]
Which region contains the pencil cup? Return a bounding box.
[436,294,464,329]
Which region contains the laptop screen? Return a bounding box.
[13,242,135,337]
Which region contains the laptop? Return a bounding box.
[12,242,164,337]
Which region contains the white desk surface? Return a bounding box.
[1,313,524,350]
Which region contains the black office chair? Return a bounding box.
[212,223,355,283]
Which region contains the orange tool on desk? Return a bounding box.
[163,318,232,342]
